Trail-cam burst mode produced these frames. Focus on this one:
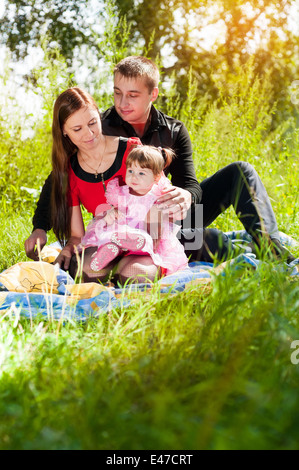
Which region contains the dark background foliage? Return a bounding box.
[1,0,298,125]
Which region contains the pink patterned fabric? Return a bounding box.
[80,174,188,275]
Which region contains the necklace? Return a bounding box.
[80,137,107,179]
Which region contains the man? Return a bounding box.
[25,56,294,264]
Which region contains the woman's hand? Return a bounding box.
[54,236,81,271]
[155,186,191,222]
[24,229,48,261]
[54,206,85,270]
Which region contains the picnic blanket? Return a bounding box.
[0,231,298,321]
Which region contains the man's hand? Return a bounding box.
[24,229,47,261]
[155,186,192,222]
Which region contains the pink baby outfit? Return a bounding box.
[80,174,188,275]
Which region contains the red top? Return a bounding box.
[67,137,141,216]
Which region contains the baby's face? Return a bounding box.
[125,163,157,195]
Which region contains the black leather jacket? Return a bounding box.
[32,105,202,231]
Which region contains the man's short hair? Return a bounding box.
[114,56,159,92]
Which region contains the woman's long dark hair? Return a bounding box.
[51,87,100,246]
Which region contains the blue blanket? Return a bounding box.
[0,231,298,321]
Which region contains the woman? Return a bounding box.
[49,86,161,283]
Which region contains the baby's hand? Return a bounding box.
[104,208,118,226]
[115,210,126,223]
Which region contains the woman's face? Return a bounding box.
[63,106,102,151]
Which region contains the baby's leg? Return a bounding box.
[69,247,120,283]
[90,243,122,271]
[111,231,146,251]
[115,255,160,284]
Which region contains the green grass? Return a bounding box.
[0,266,299,449]
[0,59,299,450]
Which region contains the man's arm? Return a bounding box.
[155,122,202,223]
[168,123,202,205]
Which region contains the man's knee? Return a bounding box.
[231,161,256,178]
[183,228,235,263]
[227,160,255,174]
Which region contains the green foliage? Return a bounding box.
[93,1,134,67]
[31,39,75,118]
[0,45,74,217]
[2,0,298,124]
[117,0,299,126]
[0,0,93,65]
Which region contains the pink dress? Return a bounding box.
[80,174,188,275]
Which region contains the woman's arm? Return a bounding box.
[54,205,85,270]
[32,172,53,232]
[24,173,52,259]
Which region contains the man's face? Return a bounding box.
[113,72,158,125]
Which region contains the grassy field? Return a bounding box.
[0,61,299,450]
